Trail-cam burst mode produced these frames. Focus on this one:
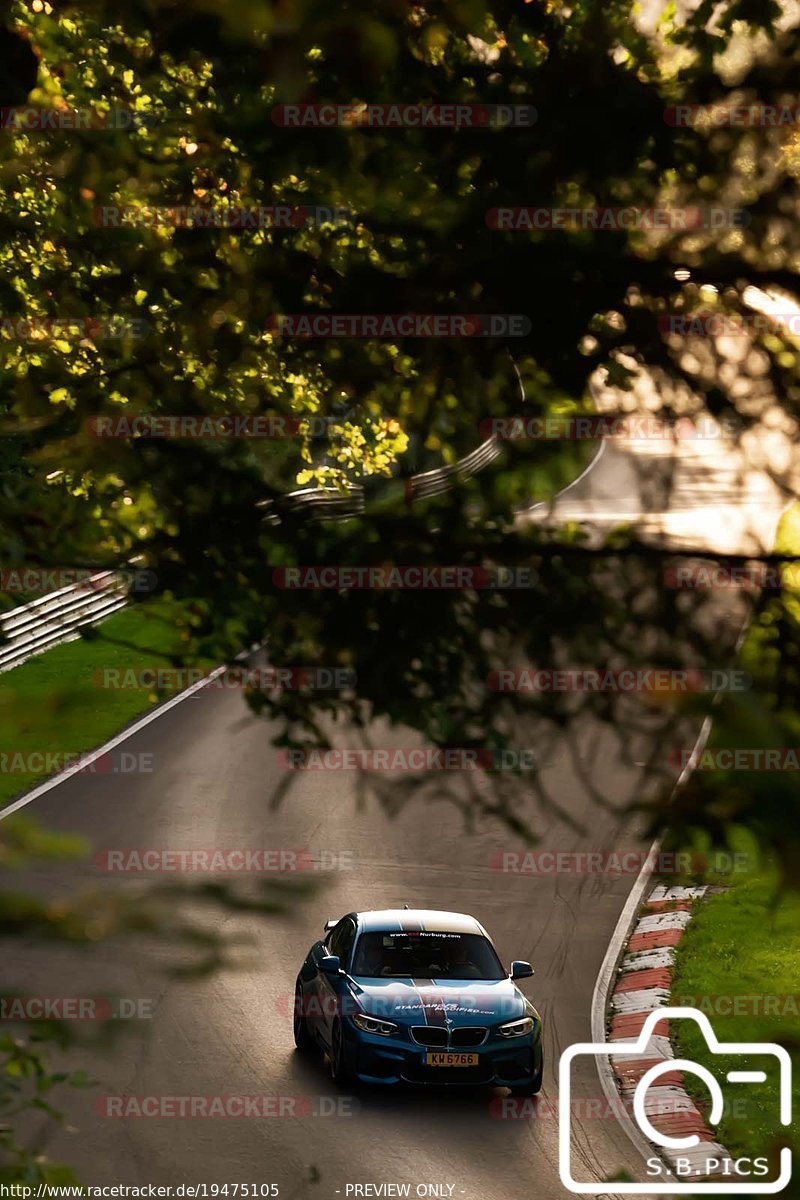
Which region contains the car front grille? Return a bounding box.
[411,1026,448,1047]
[450,1026,487,1047]
[410,1026,487,1048]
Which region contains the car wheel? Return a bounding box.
[508,1078,542,1097]
[509,1059,543,1097]
[329,1019,353,1085]
[293,983,314,1052]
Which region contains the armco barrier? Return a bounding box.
[0,423,511,667]
[0,571,128,673]
[259,432,504,524]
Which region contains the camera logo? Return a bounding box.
[558,1007,792,1193]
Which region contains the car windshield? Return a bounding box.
[351,930,505,980]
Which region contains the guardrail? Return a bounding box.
[404,434,503,503]
[260,357,520,523]
[0,424,510,670]
[259,432,504,524]
[0,571,129,674]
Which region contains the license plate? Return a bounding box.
[425,1052,479,1067]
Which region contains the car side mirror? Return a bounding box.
[320,954,343,976]
[511,960,534,981]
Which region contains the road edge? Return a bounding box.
[0,664,228,822]
[589,489,798,1178]
[588,715,713,1173]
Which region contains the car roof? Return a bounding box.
[355,909,486,935]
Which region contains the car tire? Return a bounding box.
[509,1059,543,1097]
[508,1078,542,1097]
[329,1019,354,1086]
[293,983,314,1052]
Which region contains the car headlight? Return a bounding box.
[498,1016,535,1038]
[352,1013,399,1037]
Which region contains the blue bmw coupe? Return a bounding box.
[293,908,543,1093]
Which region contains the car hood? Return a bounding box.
[347,976,528,1027]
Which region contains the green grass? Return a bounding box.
[670,871,799,1167]
[666,503,800,1175]
[0,600,212,808]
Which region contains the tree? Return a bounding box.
[3,0,800,1179]
[2,0,799,837]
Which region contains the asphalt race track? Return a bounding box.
[3,430,787,1200]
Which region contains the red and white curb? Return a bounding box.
[606,882,734,1176]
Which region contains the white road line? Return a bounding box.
[587,715,714,1177]
[516,439,607,518]
[589,489,798,1179]
[0,665,227,822]
[0,415,611,826]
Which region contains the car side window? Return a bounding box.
[328,918,356,969]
